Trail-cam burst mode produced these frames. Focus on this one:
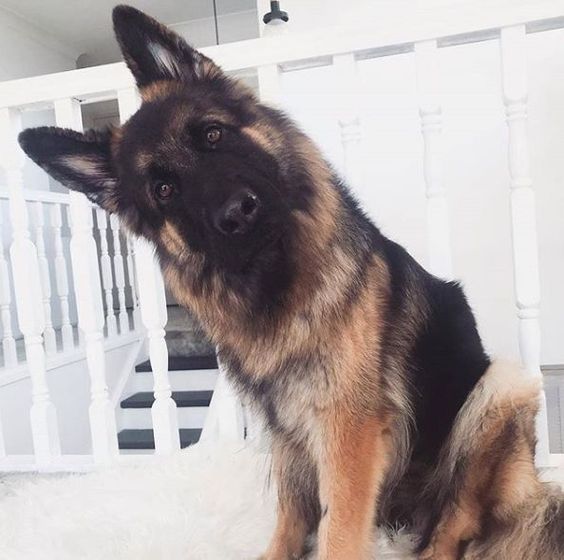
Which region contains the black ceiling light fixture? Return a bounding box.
[263,1,289,25]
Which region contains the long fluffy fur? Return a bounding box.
[17,6,564,559]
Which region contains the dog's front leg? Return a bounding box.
[316,411,390,560]
[261,438,319,560]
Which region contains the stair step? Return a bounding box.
[135,355,218,373]
[117,428,201,450]
[121,390,213,409]
[127,368,218,394]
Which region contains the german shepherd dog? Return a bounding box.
[18,6,564,559]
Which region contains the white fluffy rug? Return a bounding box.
[0,443,561,560]
[0,443,415,560]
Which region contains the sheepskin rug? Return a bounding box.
[0,442,561,560]
[0,442,415,559]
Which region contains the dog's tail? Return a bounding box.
[458,361,564,559]
[421,360,564,559]
[465,480,564,559]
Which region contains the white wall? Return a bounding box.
[279,28,564,366]
[0,6,77,81]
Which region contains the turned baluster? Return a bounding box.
[31,201,57,354]
[334,53,364,192]
[500,25,550,465]
[124,235,139,330]
[95,208,117,337]
[118,87,180,453]
[0,107,61,465]
[110,214,128,334]
[0,217,17,368]
[415,39,453,280]
[50,203,74,351]
[54,97,118,464]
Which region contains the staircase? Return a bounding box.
[117,306,219,453]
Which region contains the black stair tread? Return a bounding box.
[135,355,218,373]
[121,390,213,409]
[118,428,201,450]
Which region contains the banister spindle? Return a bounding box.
[118,87,180,453]
[334,53,364,191]
[32,201,57,354]
[124,235,139,330]
[0,107,61,465]
[54,97,118,465]
[415,39,453,280]
[134,237,180,453]
[50,203,74,351]
[110,214,128,334]
[257,64,282,105]
[0,217,17,368]
[500,25,550,466]
[95,208,117,337]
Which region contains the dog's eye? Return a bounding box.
[154,181,175,201]
[205,125,222,146]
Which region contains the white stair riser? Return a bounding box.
[118,448,155,455]
[118,406,209,430]
[126,369,219,394]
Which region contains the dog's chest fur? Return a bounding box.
[222,348,334,453]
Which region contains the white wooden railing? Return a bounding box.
[0,0,563,471]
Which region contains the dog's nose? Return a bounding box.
[213,189,260,235]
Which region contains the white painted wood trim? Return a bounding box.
[200,357,245,444]
[415,39,453,280]
[0,219,17,368]
[3,1,564,107]
[500,25,551,466]
[0,330,142,388]
[109,215,128,334]
[50,203,74,352]
[0,107,61,466]
[132,237,180,454]
[54,97,119,466]
[95,209,118,338]
[117,86,180,454]
[334,53,364,192]
[31,200,57,354]
[0,189,71,205]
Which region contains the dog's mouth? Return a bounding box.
[239,230,283,273]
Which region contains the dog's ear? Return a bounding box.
[112,5,223,88]
[18,127,118,210]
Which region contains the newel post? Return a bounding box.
[54,97,118,465]
[500,25,550,465]
[415,39,453,280]
[118,87,180,454]
[0,107,61,465]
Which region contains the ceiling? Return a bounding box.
[1,0,256,65]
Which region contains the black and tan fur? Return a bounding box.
[18,6,564,559]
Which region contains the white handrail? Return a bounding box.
[1,1,564,108]
[0,189,72,205]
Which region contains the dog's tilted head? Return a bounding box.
[19,5,336,306]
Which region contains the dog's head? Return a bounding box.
[19,5,337,311]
